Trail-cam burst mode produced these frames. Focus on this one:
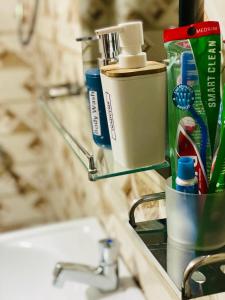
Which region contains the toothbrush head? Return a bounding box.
[180,116,196,133]
[172,84,195,111]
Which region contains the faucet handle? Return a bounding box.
[99,239,119,265]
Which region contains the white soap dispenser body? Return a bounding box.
[97,22,167,169]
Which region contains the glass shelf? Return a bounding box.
[40,89,169,181]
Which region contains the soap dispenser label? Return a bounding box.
[105,92,116,140]
[89,90,101,136]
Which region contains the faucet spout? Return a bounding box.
[53,262,118,292]
[53,238,119,293]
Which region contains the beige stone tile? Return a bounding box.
[116,0,178,29]
[79,0,117,35]
[13,162,54,191]
[0,132,48,164]
[0,102,45,135]
[205,0,225,37]
[59,51,83,84]
[0,173,18,195]
[102,176,132,221]
[0,67,33,102]
[0,192,57,229]
[0,160,54,196]
[0,34,35,67]
[144,170,166,192]
[131,172,166,221]
[54,0,71,21]
[36,17,57,42]
[0,0,18,32]
[46,187,85,221]
[56,21,82,53]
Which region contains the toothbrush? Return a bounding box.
[173,51,208,172]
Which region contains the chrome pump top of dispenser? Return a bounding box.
[96,31,120,67]
[96,22,147,69]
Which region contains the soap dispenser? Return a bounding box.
[96,21,167,169]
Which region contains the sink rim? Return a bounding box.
[0,217,102,243]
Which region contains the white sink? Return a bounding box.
[0,217,145,300]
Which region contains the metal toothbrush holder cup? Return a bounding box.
[165,178,225,250]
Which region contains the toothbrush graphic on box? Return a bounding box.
[172,52,208,173]
[181,51,208,171]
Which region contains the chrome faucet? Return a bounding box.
[53,239,119,292]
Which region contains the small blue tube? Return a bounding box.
[176,157,198,193]
[85,68,111,149]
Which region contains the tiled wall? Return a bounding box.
[205,0,225,36]
[0,0,179,230]
[0,1,71,230]
[0,51,59,230]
